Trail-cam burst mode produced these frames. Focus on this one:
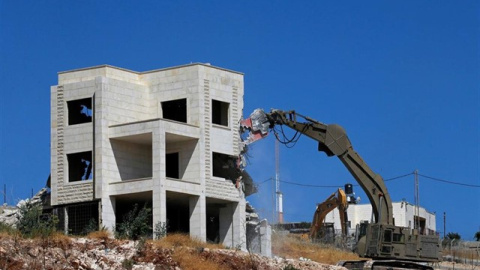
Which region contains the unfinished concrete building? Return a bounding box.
[50,63,253,248]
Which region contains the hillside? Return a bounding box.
[0,232,349,270]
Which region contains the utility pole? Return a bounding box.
[414,170,420,233]
[443,212,446,239]
[275,139,283,223]
[3,184,6,205]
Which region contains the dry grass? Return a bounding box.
[172,247,229,270]
[151,234,228,270]
[443,248,480,260]
[272,233,360,265]
[153,233,224,250]
[86,229,111,241]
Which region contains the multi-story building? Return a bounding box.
[50,63,253,248]
[325,200,437,236]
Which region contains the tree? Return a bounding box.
[475,231,480,241]
[446,232,461,240]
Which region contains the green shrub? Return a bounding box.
[283,265,300,270]
[0,221,17,235]
[17,203,57,238]
[82,218,99,235]
[121,258,135,270]
[116,204,151,240]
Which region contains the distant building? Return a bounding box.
[325,200,437,236]
[50,63,253,248]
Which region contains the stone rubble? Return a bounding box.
[0,188,48,227]
[0,235,347,270]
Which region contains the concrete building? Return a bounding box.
[325,201,437,236]
[50,63,253,248]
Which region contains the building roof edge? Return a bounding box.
[58,63,244,75]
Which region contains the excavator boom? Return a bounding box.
[242,109,393,225]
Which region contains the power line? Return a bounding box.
[418,173,480,188]
[255,172,479,188]
[280,179,341,188]
[385,172,414,181]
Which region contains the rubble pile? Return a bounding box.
[0,188,48,227]
[0,235,347,270]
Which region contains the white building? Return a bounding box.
[50,63,253,248]
[325,201,437,236]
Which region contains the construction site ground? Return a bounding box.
[0,232,477,270]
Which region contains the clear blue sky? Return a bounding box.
[1,1,478,239]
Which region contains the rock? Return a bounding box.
[27,246,40,257]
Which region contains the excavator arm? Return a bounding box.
[242,109,393,225]
[241,108,441,262]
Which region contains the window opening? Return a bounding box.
[393,233,404,243]
[166,197,189,234]
[212,152,239,180]
[66,202,99,235]
[212,100,229,126]
[383,229,393,242]
[67,98,92,125]
[67,151,93,182]
[162,99,187,123]
[166,152,179,179]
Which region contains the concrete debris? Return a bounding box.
[0,188,48,227]
[246,202,272,257]
[0,235,348,270]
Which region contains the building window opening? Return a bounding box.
[67,98,92,125]
[206,204,220,243]
[166,152,179,179]
[212,152,240,180]
[67,151,93,182]
[162,98,187,123]
[166,192,189,234]
[212,100,229,126]
[66,202,99,235]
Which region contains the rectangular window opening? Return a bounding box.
[383,229,393,243]
[67,98,92,125]
[212,100,229,126]
[67,151,93,182]
[212,152,238,180]
[162,99,187,123]
[166,152,180,179]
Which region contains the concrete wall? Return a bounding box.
[324,201,437,235]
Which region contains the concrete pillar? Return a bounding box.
[189,195,206,241]
[101,196,116,232]
[64,207,69,235]
[232,200,247,251]
[152,127,166,238]
[219,204,233,248]
[153,188,166,238]
[259,220,272,257]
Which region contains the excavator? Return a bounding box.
[240,109,441,269]
[310,188,348,241]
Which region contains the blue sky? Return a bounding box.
[0,1,478,239]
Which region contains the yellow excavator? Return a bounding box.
[310,188,348,241]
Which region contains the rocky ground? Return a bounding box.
[0,235,347,270]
